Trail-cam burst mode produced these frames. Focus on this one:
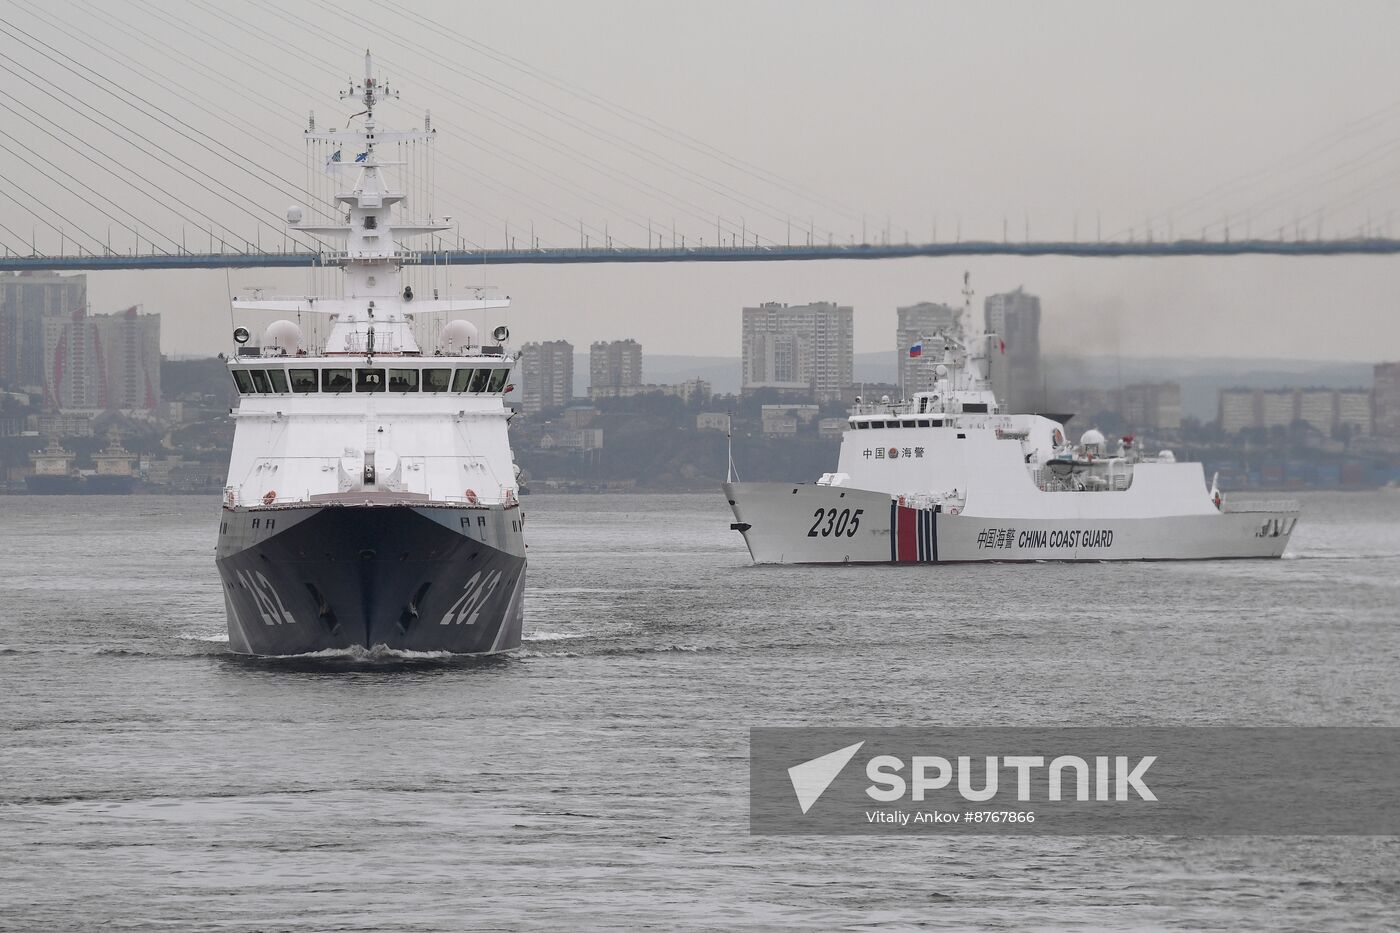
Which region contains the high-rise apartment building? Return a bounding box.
[0,272,87,389]
[1120,382,1182,431]
[741,301,853,402]
[1218,387,1372,436]
[43,306,161,412]
[1376,363,1400,438]
[983,287,1043,412]
[589,339,643,399]
[895,301,960,398]
[517,339,574,414]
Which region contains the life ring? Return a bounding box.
[262,490,276,506]
[948,505,960,515]
[1213,492,1223,509]
[1052,428,1064,446]
[465,488,479,505]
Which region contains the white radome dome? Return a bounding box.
[1080,428,1106,448]
[441,320,479,352]
[263,319,303,354]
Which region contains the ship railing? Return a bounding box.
[849,401,913,416]
[431,487,520,507]
[225,486,311,508]
[1222,498,1301,513]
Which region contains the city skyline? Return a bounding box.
[3,2,1397,363]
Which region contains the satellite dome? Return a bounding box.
[1158,449,1176,462]
[441,319,479,352]
[263,319,303,354]
[1080,428,1106,448]
[286,204,304,225]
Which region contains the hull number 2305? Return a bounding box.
[807,507,863,538]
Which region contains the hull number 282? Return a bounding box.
[807,507,863,538]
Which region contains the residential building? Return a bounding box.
[43,306,161,413]
[1219,389,1258,435]
[518,339,574,414]
[1120,382,1182,431]
[983,287,1043,412]
[896,301,960,398]
[0,272,87,390]
[1375,363,1400,437]
[696,412,731,433]
[760,403,819,436]
[539,428,604,450]
[588,379,710,401]
[741,301,853,402]
[1218,387,1373,436]
[589,339,643,399]
[1297,389,1337,435]
[1337,390,1371,435]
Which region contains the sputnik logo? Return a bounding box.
[788,741,865,814]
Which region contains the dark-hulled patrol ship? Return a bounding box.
[216,54,525,655]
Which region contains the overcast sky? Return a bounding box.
[7,0,1400,361]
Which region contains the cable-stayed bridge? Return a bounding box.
[4,238,1400,273]
[2,1,1399,277]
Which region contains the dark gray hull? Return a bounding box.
[215,503,526,656]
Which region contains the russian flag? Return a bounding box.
[909,341,923,358]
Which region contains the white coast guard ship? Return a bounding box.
[216,55,525,654]
[724,303,1298,564]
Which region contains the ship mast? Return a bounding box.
[233,53,507,357]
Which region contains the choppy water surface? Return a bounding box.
[2,492,1398,931]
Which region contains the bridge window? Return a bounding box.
[487,368,509,393]
[916,419,932,427]
[423,368,451,392]
[469,368,492,393]
[451,368,474,392]
[388,369,419,392]
[364,215,378,230]
[232,369,253,394]
[249,369,271,394]
[289,369,318,392]
[268,369,289,393]
[356,368,386,392]
[322,368,352,392]
[963,402,988,413]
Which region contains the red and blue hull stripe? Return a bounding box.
[889,502,938,563]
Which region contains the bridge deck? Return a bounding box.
[3,239,1399,271]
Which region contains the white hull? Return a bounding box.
[724,482,1296,564]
